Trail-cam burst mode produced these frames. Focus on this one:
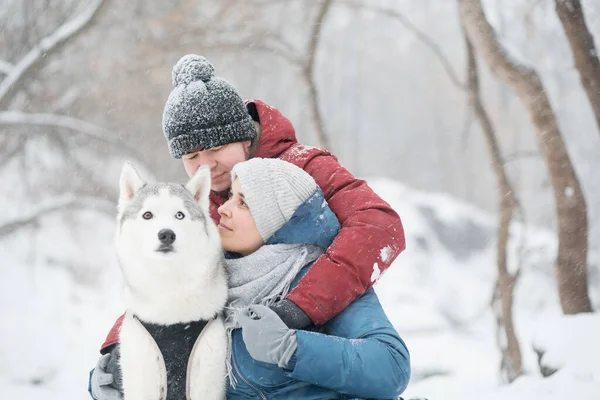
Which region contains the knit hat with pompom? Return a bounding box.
[162,54,256,158]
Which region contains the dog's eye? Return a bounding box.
[175,211,185,220]
[142,211,153,220]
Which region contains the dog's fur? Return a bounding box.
[115,163,228,400]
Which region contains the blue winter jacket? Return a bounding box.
[88,189,410,400]
[227,189,411,399]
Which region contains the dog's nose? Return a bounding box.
[158,229,176,245]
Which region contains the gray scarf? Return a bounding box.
[223,243,324,385]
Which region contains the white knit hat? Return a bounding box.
[230,158,318,241]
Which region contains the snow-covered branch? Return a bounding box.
[0,59,13,75]
[0,110,154,181]
[0,111,121,147]
[0,194,115,237]
[0,0,106,108]
[0,140,24,170]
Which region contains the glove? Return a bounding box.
[269,298,312,330]
[90,345,123,400]
[238,304,298,368]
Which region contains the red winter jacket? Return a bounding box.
[100,100,405,353]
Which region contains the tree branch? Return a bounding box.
[0,111,151,173]
[255,31,301,61]
[554,0,600,134]
[458,0,592,315]
[0,0,107,109]
[0,111,121,147]
[304,0,334,150]
[523,0,545,35]
[0,60,14,75]
[1,110,133,149]
[205,39,302,65]
[0,194,115,237]
[0,139,25,170]
[251,0,302,5]
[504,150,540,163]
[464,28,524,383]
[46,131,120,201]
[339,0,466,90]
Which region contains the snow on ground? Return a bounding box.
[1,176,598,399]
[368,177,600,400]
[0,210,122,399]
[531,313,600,382]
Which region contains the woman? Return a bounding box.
[220,158,410,399]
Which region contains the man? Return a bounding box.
[90,54,405,399]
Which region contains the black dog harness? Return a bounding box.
[135,316,213,400]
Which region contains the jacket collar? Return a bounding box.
[266,188,340,249]
[247,99,298,159]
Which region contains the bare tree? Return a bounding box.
[0,0,154,239]
[463,31,523,382]
[554,0,600,134]
[304,0,333,151]
[458,0,593,314]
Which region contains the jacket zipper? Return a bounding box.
[232,351,268,400]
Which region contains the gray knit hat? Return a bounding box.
[162,54,256,158]
[231,158,318,241]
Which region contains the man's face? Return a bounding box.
[182,141,251,192]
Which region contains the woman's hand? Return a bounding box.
[238,304,298,369]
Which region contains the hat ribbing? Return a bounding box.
[162,54,256,158]
[231,158,317,241]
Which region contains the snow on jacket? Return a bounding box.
[100,99,405,351]
[227,188,410,399]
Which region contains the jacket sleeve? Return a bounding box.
[285,289,410,399]
[88,369,96,399]
[100,314,124,353]
[286,150,406,326]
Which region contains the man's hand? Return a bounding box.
[90,346,123,400]
[238,304,298,369]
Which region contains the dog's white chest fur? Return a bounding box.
[119,313,227,400]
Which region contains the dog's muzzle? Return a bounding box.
[157,229,176,253]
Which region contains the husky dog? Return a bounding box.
[115,163,228,400]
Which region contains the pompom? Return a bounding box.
[171,54,215,86]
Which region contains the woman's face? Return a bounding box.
[217,179,263,255]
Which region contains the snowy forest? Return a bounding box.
[1,0,599,399]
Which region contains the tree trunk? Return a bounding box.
[464,32,523,382]
[458,0,593,314]
[304,0,333,151]
[555,0,600,134]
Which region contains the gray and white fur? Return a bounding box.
[115,163,228,400]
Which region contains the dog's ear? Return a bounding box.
[118,162,145,211]
[185,166,211,211]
